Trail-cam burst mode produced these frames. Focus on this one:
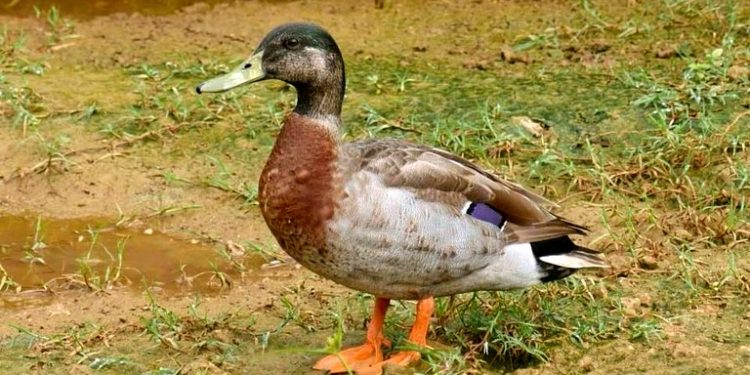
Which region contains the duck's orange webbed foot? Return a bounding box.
[354,350,422,375]
[313,343,383,373]
[314,297,434,375]
[315,297,435,375]
[314,298,391,374]
[344,297,435,375]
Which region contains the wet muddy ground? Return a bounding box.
[0,214,254,295]
[1,0,749,374]
[2,0,229,19]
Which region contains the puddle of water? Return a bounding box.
[1,0,230,19]
[0,215,259,296]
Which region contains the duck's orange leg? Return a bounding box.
[357,297,434,375]
[314,297,391,373]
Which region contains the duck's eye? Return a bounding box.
[284,37,301,50]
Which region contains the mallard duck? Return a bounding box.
[197,23,607,375]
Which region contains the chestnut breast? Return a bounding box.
[258,113,339,258]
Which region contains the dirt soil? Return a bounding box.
[1,0,749,374]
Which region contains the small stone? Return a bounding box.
[147,286,163,294]
[637,293,652,307]
[47,303,71,317]
[588,40,611,54]
[621,297,641,317]
[638,255,659,270]
[511,116,546,138]
[592,283,609,299]
[181,2,210,14]
[213,329,233,344]
[674,229,692,241]
[728,65,749,81]
[664,323,685,338]
[143,228,154,235]
[225,240,246,257]
[462,58,489,70]
[261,260,282,269]
[578,356,594,372]
[655,46,678,59]
[499,45,530,64]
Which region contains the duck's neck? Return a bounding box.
[291,57,345,130]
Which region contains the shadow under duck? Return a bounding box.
[196,22,607,375]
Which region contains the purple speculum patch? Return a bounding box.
[466,202,506,228]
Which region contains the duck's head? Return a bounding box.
[196,23,345,119]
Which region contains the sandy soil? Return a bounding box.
[1,1,749,374]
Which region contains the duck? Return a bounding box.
[196,22,607,375]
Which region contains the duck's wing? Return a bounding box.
[345,139,587,243]
[324,139,603,298]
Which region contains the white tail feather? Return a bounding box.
[539,251,609,269]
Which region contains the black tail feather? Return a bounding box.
[530,236,606,282]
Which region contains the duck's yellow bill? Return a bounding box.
[196,51,265,94]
